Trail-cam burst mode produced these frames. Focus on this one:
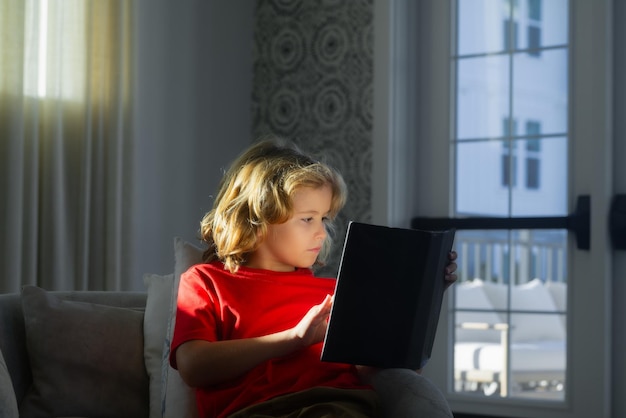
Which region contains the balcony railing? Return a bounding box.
[455,231,567,284]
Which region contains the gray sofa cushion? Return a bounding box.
[20,286,149,418]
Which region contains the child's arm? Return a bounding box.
[175,294,333,388]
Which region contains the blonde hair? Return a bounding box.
[200,137,347,273]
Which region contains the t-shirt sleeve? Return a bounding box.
[169,266,220,369]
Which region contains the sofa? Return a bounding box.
[0,238,453,418]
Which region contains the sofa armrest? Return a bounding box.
[0,347,19,418]
[360,368,452,418]
[0,293,31,403]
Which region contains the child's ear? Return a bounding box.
[255,225,265,241]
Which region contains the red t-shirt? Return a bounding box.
[170,261,369,418]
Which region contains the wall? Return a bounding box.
[130,0,256,286]
[612,1,626,416]
[129,0,375,281]
[251,0,374,276]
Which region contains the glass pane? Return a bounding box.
[511,137,568,216]
[453,229,567,400]
[525,0,569,48]
[457,138,568,216]
[457,0,514,56]
[456,141,509,216]
[510,229,568,286]
[513,49,568,135]
[458,0,568,56]
[509,313,566,400]
[457,55,510,140]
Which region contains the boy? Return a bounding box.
[170,138,457,417]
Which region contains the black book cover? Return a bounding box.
[321,222,456,369]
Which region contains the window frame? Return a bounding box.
[372,0,614,416]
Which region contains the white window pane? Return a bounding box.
[513,49,568,135]
[457,141,509,216]
[458,0,568,55]
[509,313,566,400]
[518,0,568,51]
[533,0,569,47]
[453,228,568,400]
[511,137,568,217]
[457,55,510,140]
[457,0,513,56]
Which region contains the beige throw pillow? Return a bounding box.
[143,273,175,418]
[161,237,204,418]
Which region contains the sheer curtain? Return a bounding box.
[0,0,133,292]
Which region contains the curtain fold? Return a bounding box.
[0,0,133,292]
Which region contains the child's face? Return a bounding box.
[246,185,333,272]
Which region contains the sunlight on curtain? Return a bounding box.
[23,0,86,99]
[0,0,133,292]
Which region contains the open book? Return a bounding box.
[321,221,456,370]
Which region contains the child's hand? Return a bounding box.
[291,294,333,348]
[444,250,458,289]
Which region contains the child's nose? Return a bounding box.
[316,222,327,239]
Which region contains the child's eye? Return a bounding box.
[301,217,330,224]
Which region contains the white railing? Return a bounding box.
[455,230,567,284]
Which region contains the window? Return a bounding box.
[525,121,541,189]
[527,0,542,57]
[501,151,517,187]
[526,156,540,188]
[454,0,568,403]
[503,19,519,50]
[378,0,616,415]
[503,0,519,50]
[502,118,518,187]
[528,0,541,20]
[528,25,541,56]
